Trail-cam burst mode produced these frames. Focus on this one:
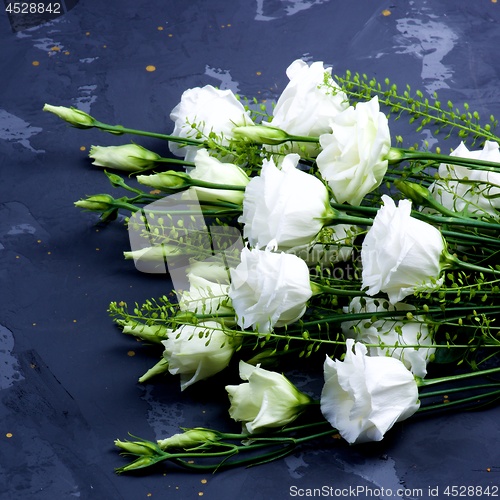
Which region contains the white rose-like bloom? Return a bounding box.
[226,361,312,434]
[181,149,250,205]
[177,274,234,318]
[229,247,313,332]
[177,260,235,323]
[341,297,435,377]
[239,153,333,249]
[266,59,348,156]
[320,339,420,444]
[162,321,239,391]
[428,141,500,217]
[169,85,253,161]
[317,96,391,205]
[361,195,448,304]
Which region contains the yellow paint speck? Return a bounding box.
[382,9,391,16]
[32,323,36,326]
[127,351,136,357]
[146,65,156,72]
[15,255,20,259]
[86,32,90,36]
[201,479,207,484]
[32,61,40,66]
[6,433,13,438]
[51,46,61,52]
[80,146,86,151]
[256,71,262,76]
[492,0,497,3]
[37,240,42,244]
[198,494,203,497]
[73,320,77,323]
[227,23,232,27]
[168,33,173,37]
[157,26,164,31]
[95,248,100,251]
[47,251,51,255]
[64,51,70,55]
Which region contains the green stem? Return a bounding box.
[93,120,205,146]
[449,255,500,276]
[417,366,500,387]
[392,147,500,172]
[418,389,500,412]
[419,383,500,399]
[310,281,365,297]
[285,134,321,144]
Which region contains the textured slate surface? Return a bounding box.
[1,1,499,498]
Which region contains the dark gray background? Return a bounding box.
[1,1,499,498]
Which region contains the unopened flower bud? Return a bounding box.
[43,104,95,128]
[232,125,290,145]
[157,428,220,450]
[136,171,191,191]
[385,147,406,163]
[74,194,115,211]
[89,144,162,172]
[116,456,159,473]
[114,439,159,456]
[394,179,432,206]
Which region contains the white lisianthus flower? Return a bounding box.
[229,246,313,332]
[177,261,235,321]
[181,149,250,205]
[317,96,391,205]
[428,141,500,217]
[162,321,239,391]
[361,195,451,304]
[266,59,348,156]
[186,259,233,284]
[341,297,435,377]
[226,361,313,434]
[169,85,253,161]
[320,339,420,444]
[239,153,333,249]
[178,274,233,317]
[89,144,161,172]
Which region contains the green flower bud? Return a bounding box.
[43,104,95,128]
[394,179,432,206]
[74,194,115,211]
[385,147,406,164]
[89,144,162,172]
[114,439,160,456]
[116,456,159,473]
[157,428,220,450]
[136,171,191,191]
[232,125,291,145]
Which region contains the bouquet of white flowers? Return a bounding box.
[44,59,500,473]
